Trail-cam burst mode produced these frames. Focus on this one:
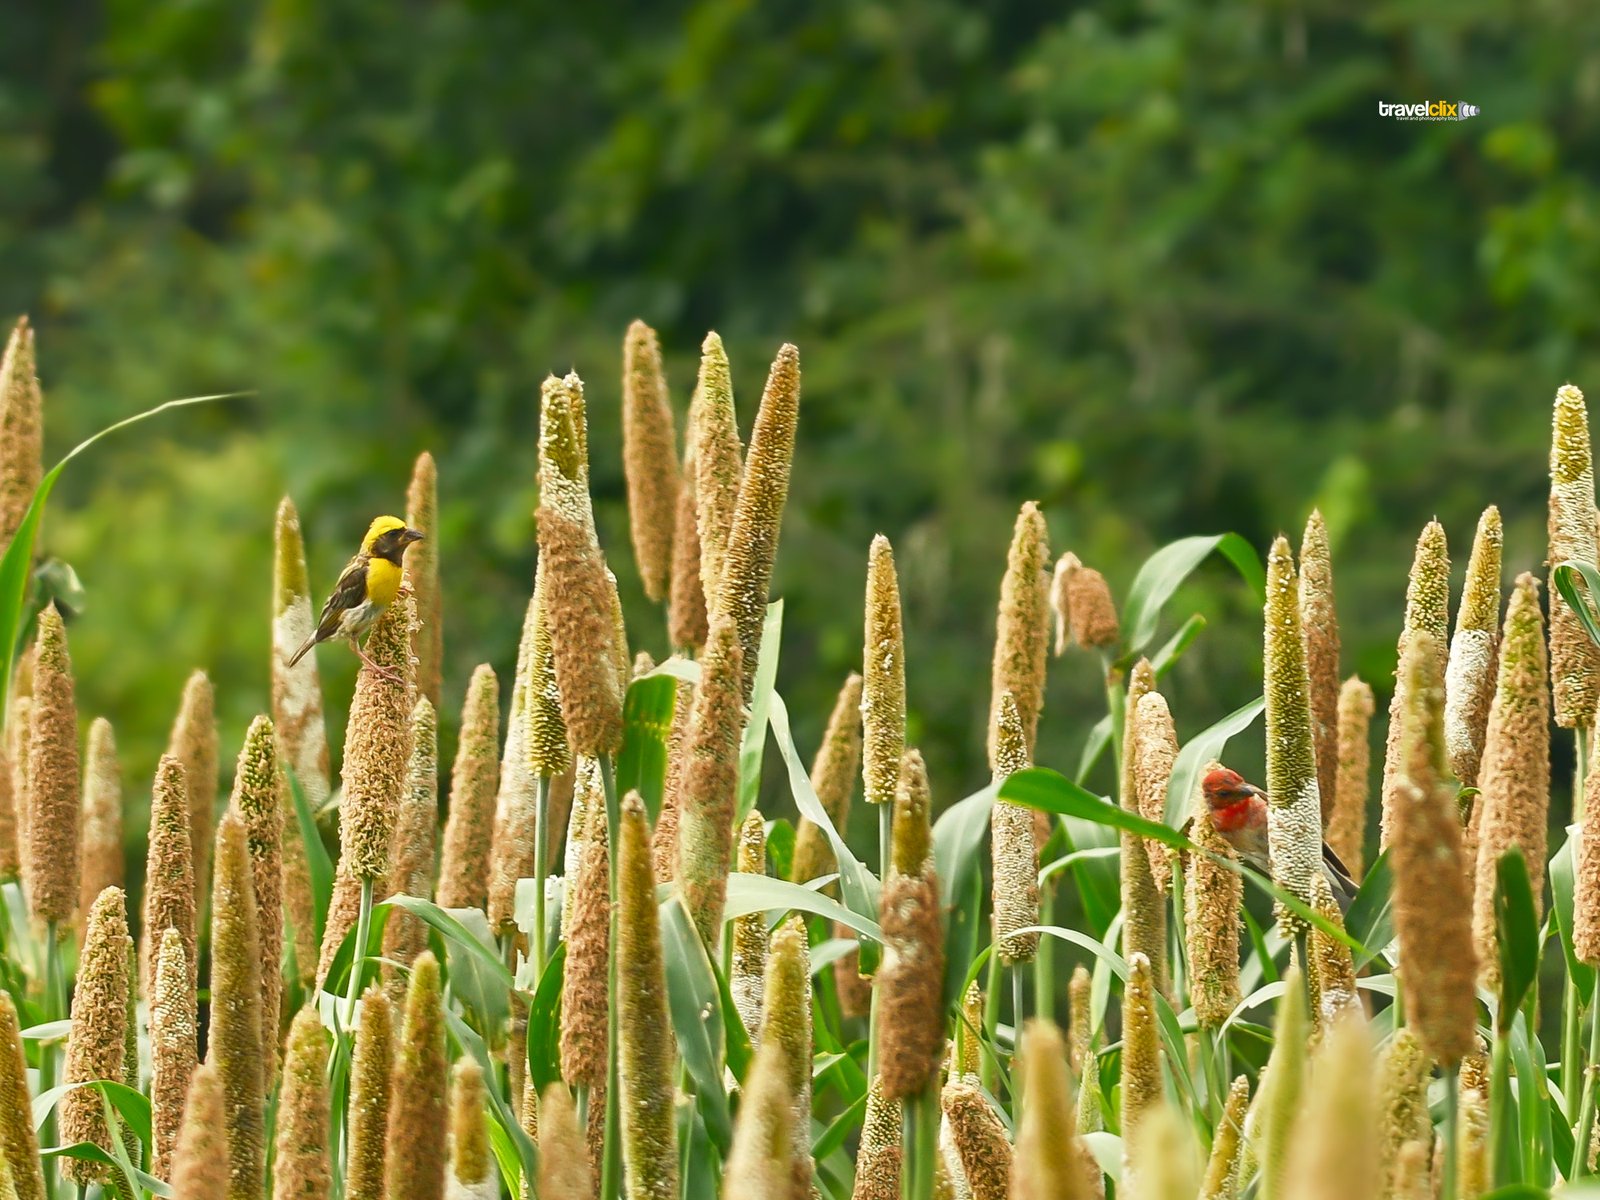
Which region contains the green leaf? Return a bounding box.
[94,1079,153,1147]
[434,904,509,1026]
[1343,850,1394,969]
[1494,849,1540,1031]
[1554,563,1600,650]
[999,768,1372,958]
[1149,613,1207,676]
[378,895,513,988]
[1120,533,1265,659]
[19,1020,71,1043]
[737,599,784,821]
[1162,696,1265,829]
[815,1093,867,1160]
[615,673,678,822]
[441,1006,537,1186]
[526,941,566,1091]
[1551,829,1595,1006]
[943,862,984,1009]
[0,390,248,722]
[933,786,993,912]
[487,1113,524,1199]
[679,1096,723,1198]
[1057,816,1120,938]
[285,767,334,946]
[659,895,733,1152]
[1076,714,1113,784]
[723,872,881,943]
[766,688,880,969]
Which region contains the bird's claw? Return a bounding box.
[355,647,406,686]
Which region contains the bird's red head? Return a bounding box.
[1202,767,1260,811]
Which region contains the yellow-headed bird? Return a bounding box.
[290,514,425,679]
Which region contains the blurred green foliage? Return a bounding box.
[3,1,1600,824]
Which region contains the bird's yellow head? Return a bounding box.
[362,514,425,565]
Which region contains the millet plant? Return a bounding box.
[3,313,1600,1199]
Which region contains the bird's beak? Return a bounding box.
[1245,784,1267,800]
[403,528,425,544]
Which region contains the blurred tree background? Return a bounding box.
[4,0,1600,844]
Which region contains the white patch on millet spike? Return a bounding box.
[272,602,330,805]
[560,756,604,936]
[1553,479,1598,561]
[1445,629,1495,772]
[940,1116,974,1200]
[1266,778,1322,903]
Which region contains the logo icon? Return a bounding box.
[1377,100,1480,122]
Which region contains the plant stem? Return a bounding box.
[1035,879,1055,1024]
[902,1083,939,1200]
[980,951,1001,1094]
[879,802,893,891]
[1570,726,1592,1137]
[1197,1023,1223,1126]
[1567,977,1583,1121]
[1292,927,1312,1015]
[599,755,623,1200]
[42,920,62,1197]
[1490,1028,1520,1185]
[341,877,375,1031]
[532,772,551,979]
[1441,1061,1460,1200]
[1011,965,1027,1131]
[1574,989,1600,1178]
[1170,863,1189,1004]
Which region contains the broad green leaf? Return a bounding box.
[1120,533,1265,659]
[1058,816,1119,937]
[660,895,733,1152]
[1076,714,1113,784]
[1551,830,1595,1005]
[943,863,984,1008]
[432,904,509,1026]
[1494,849,1539,1032]
[615,673,678,821]
[378,895,514,990]
[763,817,796,882]
[1080,1131,1122,1187]
[1000,768,1372,958]
[441,1006,537,1185]
[766,688,880,968]
[1150,613,1207,676]
[31,1082,73,1130]
[737,599,784,821]
[0,390,247,721]
[487,1114,524,1199]
[1344,849,1394,969]
[526,941,565,1091]
[95,1079,153,1147]
[680,1097,722,1198]
[933,786,993,911]
[1039,846,1120,887]
[815,1093,867,1160]
[1554,563,1600,650]
[723,872,881,943]
[285,767,334,945]
[19,1020,71,1042]
[809,938,857,975]
[1162,696,1265,829]
[1514,1015,1557,1188]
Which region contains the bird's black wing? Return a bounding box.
[1322,842,1360,911]
[314,554,370,642]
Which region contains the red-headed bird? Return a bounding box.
[1200,766,1358,908]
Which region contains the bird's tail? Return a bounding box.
[287,635,317,668]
